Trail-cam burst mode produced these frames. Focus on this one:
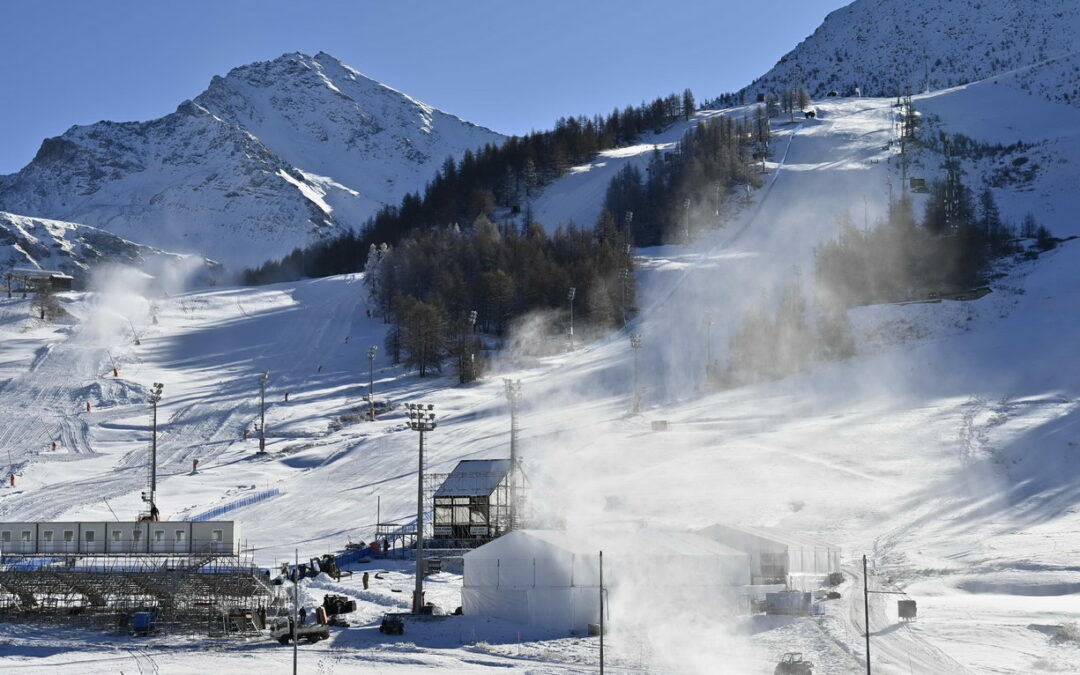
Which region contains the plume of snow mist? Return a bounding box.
[83,264,158,347]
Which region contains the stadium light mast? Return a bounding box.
[406,403,437,613]
[367,346,378,421]
[258,370,269,453]
[503,379,522,531]
[146,382,164,519]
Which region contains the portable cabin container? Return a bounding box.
[0,521,241,556]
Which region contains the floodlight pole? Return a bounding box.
[630,333,643,413]
[293,548,298,674]
[568,287,576,350]
[147,382,163,518]
[258,370,269,453]
[406,403,437,613]
[367,346,378,421]
[504,379,522,531]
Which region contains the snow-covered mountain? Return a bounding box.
[744,0,1080,99]
[0,52,503,270]
[0,211,219,288]
[194,52,502,218]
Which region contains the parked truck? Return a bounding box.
[774,652,813,675]
[269,616,329,644]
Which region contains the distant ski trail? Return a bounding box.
[843,564,973,675]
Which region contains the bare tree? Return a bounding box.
[31,281,60,321]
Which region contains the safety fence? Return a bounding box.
[191,488,282,522]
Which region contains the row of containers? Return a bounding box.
[0,521,242,556]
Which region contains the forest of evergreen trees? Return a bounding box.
[604,112,764,246]
[363,212,635,380]
[724,275,855,386]
[242,89,696,286]
[815,177,1052,308]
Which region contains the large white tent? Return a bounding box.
[462,529,750,634]
[697,523,841,589]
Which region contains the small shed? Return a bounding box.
[461,528,750,634]
[698,523,840,589]
[433,459,514,545]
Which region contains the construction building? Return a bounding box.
[430,459,517,548]
[9,268,74,292]
[0,520,274,633]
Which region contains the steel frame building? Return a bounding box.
[0,521,274,632]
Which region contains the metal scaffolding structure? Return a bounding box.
[426,461,527,550]
[0,548,274,632]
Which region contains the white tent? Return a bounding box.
[697,523,841,588]
[462,529,750,634]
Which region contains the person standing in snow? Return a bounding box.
[299,606,307,624]
[362,571,369,590]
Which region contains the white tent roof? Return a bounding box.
[698,522,839,551]
[464,528,748,561]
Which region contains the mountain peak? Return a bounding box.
[745,0,1080,98]
[0,52,504,271]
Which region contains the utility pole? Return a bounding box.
[146,382,163,520]
[293,548,299,675]
[630,333,643,413]
[258,370,269,453]
[503,379,522,531]
[567,287,576,350]
[367,346,378,421]
[599,550,605,675]
[863,554,871,675]
[406,403,437,613]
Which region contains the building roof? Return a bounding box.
[698,522,839,551]
[11,268,74,280]
[464,528,748,560]
[434,459,511,497]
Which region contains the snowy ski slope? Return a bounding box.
[0,82,1078,672]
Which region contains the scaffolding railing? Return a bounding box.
[0,547,274,631]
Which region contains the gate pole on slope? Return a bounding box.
[864,554,871,675]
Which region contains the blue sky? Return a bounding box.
[0,0,851,174]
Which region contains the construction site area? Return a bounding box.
[0,521,275,634]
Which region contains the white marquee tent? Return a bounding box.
[697,523,841,588]
[461,529,750,634]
